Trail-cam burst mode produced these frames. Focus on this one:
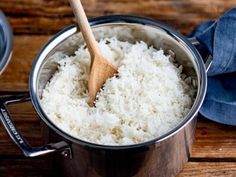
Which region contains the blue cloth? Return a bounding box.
[189,8,236,126]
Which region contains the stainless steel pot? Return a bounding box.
[0,15,211,177]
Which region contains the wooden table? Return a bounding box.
[0,0,236,176]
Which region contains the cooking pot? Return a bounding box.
[0,15,212,177]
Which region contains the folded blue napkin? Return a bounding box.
[189,8,236,126]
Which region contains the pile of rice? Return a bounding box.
[40,37,195,145]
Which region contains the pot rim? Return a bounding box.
[0,11,13,75]
[30,15,207,150]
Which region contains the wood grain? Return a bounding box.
[0,158,53,177]
[192,118,236,158]
[1,160,236,177]
[0,35,50,91]
[178,162,236,177]
[1,0,236,34]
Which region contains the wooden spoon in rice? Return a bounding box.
[68,0,117,106]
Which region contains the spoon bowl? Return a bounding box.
[88,54,117,105]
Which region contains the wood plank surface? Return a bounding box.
[1,0,236,176]
[178,162,236,177]
[0,158,53,177]
[1,159,236,177]
[192,120,236,159]
[0,35,50,91]
[1,0,236,34]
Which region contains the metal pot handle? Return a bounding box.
[188,37,212,72]
[0,92,72,158]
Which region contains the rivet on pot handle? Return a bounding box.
[188,37,213,72]
[0,92,72,158]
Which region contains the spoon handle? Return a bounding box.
[68,0,100,58]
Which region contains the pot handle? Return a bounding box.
[188,37,212,72]
[0,92,72,158]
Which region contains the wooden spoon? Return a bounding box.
[68,0,117,106]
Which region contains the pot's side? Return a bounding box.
[47,117,197,177]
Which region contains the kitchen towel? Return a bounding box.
[189,8,236,126]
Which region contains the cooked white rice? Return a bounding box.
[40,37,195,145]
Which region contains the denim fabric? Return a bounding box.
[189,8,236,125]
